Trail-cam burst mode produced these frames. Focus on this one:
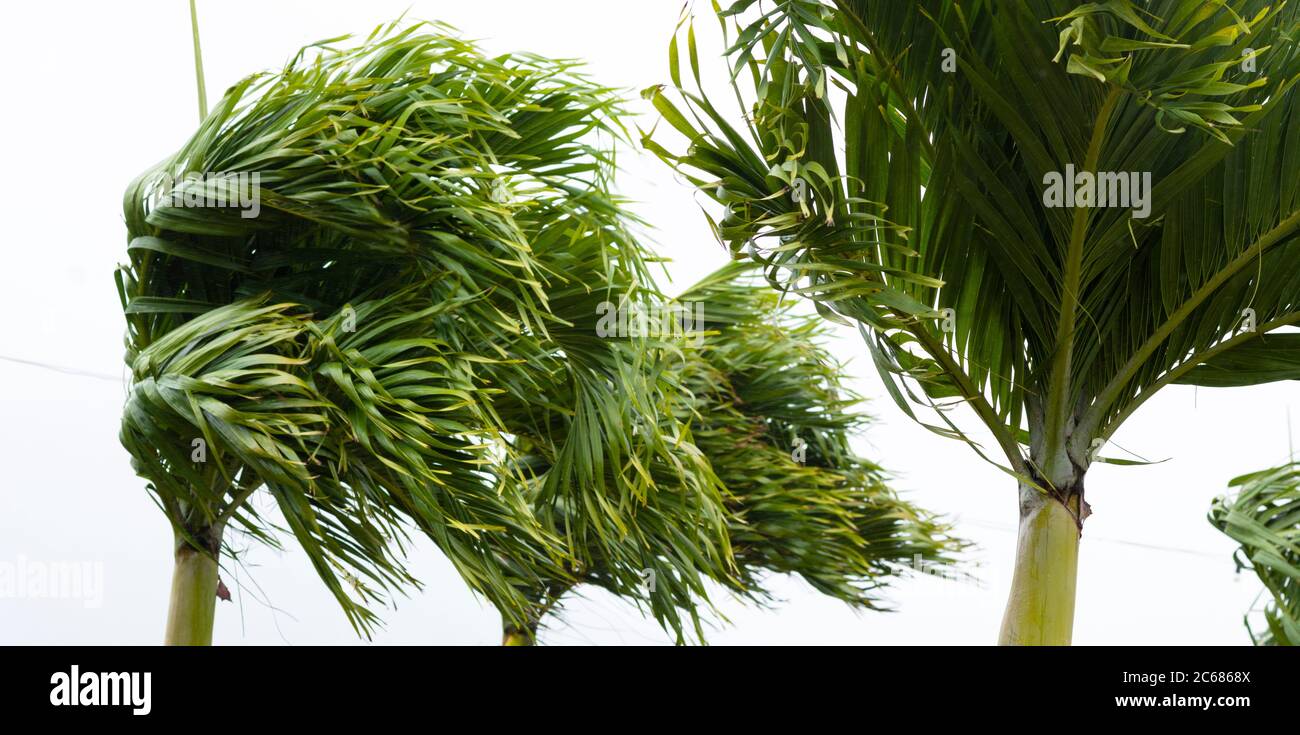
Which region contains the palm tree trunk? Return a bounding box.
[502,622,537,646]
[998,487,1080,645]
[164,531,221,645]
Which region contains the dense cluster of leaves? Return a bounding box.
[647,0,1300,492]
[680,264,961,610]
[1210,462,1300,645]
[118,20,706,634]
[119,20,959,640]
[507,263,963,643]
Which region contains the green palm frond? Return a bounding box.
[647,0,1300,644]
[118,20,700,636]
[504,263,964,644]
[485,220,737,645]
[647,0,1300,489]
[1210,462,1300,646]
[678,263,964,608]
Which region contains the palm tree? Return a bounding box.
[120,17,961,646]
[118,20,732,643]
[647,0,1300,643]
[1211,461,1299,645]
[494,263,963,644]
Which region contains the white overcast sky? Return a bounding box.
[0,0,1294,645]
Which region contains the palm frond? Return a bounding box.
[507,263,965,644]
[118,20,677,635]
[679,263,965,609]
[1210,462,1300,646]
[647,0,1300,493]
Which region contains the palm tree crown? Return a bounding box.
[119,21,689,636]
[120,19,961,643]
[499,263,963,643]
[647,0,1300,643]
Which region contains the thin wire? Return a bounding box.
[0,354,123,383]
[962,518,1222,559]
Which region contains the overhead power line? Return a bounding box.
[0,354,123,383]
[961,518,1222,559]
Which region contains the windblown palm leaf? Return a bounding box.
[500,263,963,644]
[118,20,733,639]
[486,243,736,645]
[1210,462,1300,646]
[647,1,1300,643]
[680,263,962,605]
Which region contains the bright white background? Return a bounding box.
[0,0,1294,645]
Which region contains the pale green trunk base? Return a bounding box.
[998,493,1080,645]
[164,541,220,646]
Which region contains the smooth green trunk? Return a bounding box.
[164,539,220,646]
[998,492,1080,645]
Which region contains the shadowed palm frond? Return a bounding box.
[647,0,1300,491]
